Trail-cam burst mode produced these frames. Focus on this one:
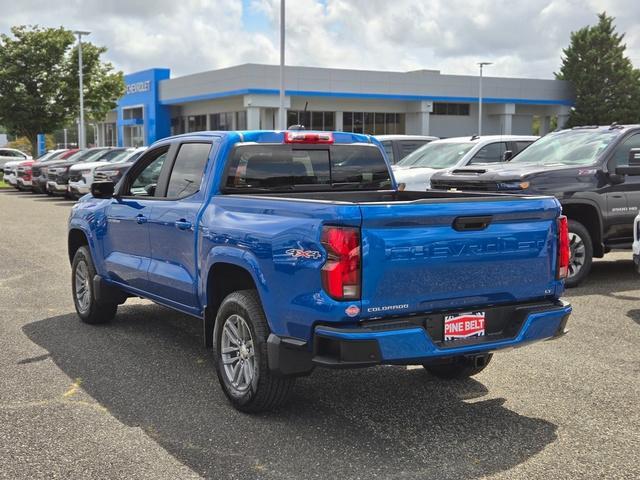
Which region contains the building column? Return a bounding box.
[246,107,260,130]
[539,116,551,136]
[335,111,343,131]
[406,101,432,135]
[419,111,430,135]
[557,114,569,129]
[500,113,513,135]
[260,108,274,130]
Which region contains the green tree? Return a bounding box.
[556,13,640,126]
[0,25,124,156]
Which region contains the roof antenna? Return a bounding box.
[288,101,309,131]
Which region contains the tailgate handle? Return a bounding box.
[452,216,492,231]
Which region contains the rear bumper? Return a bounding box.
[267,299,571,375]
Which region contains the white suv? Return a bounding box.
[392,135,538,191]
[68,147,146,198]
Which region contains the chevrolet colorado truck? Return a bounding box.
[430,125,640,287]
[68,130,572,412]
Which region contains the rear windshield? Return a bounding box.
[223,144,392,192]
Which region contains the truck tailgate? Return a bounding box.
[359,196,561,317]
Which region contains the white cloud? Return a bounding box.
[0,0,638,79]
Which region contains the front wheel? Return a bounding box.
[71,246,117,324]
[213,290,295,412]
[564,219,593,288]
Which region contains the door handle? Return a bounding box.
[135,214,147,224]
[175,219,192,230]
[452,215,492,231]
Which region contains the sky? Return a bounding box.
[0,0,639,80]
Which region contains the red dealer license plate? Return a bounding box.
[444,311,486,341]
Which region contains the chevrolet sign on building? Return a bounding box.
[125,80,151,95]
[94,64,573,148]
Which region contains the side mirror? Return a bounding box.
[145,183,157,196]
[91,181,115,199]
[502,150,513,161]
[615,148,640,176]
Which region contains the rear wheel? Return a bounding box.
[424,354,492,379]
[71,246,117,324]
[213,290,295,412]
[565,220,593,288]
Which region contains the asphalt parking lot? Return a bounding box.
[1,188,639,480]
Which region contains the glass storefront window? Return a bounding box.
[287,111,335,130]
[123,107,143,120]
[171,117,185,136]
[236,111,247,130]
[432,103,470,116]
[187,115,207,132]
[342,112,406,135]
[104,123,117,146]
[210,112,234,130]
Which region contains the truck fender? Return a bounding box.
[560,199,605,257]
[200,246,268,348]
[68,219,97,265]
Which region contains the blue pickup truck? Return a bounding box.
[68,130,572,412]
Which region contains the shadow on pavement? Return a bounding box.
[23,304,557,480]
[626,309,640,325]
[565,257,640,299]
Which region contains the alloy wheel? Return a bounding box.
[221,314,255,392]
[568,232,586,278]
[74,260,91,313]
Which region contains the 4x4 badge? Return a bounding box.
[285,248,321,259]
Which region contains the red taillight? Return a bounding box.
[557,215,569,279]
[284,131,334,144]
[321,226,360,300]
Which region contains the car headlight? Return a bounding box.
[79,169,92,175]
[497,181,530,190]
[99,170,119,177]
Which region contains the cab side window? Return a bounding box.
[165,143,212,199]
[124,148,169,197]
[469,142,507,164]
[609,133,640,169]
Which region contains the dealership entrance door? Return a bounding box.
[122,106,145,147]
[123,125,145,147]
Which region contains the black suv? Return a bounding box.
[430,125,640,287]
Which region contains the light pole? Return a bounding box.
[278,0,286,130]
[477,62,492,136]
[74,30,91,149]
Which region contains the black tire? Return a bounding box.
[564,219,593,288]
[424,354,493,379]
[71,246,117,324]
[213,290,295,412]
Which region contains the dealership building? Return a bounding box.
[96,64,573,147]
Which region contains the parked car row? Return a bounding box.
[2,146,146,199]
[400,124,640,288]
[392,134,538,190]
